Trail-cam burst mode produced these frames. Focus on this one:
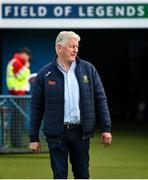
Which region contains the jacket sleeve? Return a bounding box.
[92,65,111,133]
[15,67,30,81]
[12,59,30,81]
[29,73,45,142]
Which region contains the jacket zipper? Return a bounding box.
[75,63,85,140]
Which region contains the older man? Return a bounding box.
[29,31,112,179]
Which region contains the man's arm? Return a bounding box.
[29,73,45,153]
[12,59,30,81]
[92,65,112,145]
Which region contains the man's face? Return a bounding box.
[21,52,30,62]
[57,38,79,63]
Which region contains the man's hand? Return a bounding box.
[25,61,30,68]
[101,132,112,146]
[29,142,41,154]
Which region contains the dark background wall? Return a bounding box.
[0,32,2,94]
[1,29,148,121]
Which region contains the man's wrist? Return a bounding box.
[29,135,40,143]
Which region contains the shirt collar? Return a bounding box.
[57,61,76,72]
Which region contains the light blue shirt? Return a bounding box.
[57,61,80,124]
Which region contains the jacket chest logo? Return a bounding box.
[83,75,89,83]
[48,80,56,85]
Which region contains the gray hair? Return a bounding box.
[55,31,80,52]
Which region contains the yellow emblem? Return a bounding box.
[83,75,89,83]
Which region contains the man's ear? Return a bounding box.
[57,44,62,53]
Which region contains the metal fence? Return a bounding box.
[0,95,48,153]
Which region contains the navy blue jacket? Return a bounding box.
[29,58,111,142]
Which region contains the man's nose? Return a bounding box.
[74,47,78,53]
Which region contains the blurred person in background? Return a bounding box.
[29,31,112,179]
[6,47,32,95]
[6,47,32,147]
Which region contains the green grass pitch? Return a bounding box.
[0,123,148,179]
